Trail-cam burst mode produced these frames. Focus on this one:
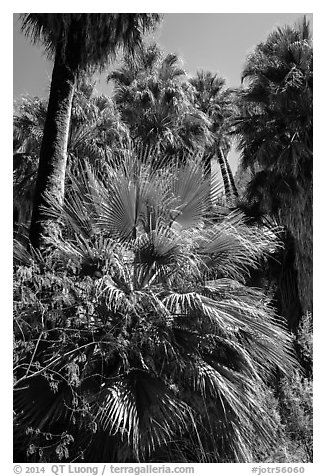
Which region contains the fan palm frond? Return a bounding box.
[14,144,297,462]
[95,371,194,459]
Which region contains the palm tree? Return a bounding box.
[20,13,161,249]
[14,146,296,463]
[189,71,238,199]
[13,77,130,232]
[231,16,313,315]
[108,44,212,157]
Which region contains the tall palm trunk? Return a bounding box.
[281,182,313,314]
[216,146,231,198]
[29,45,76,249]
[223,149,239,198]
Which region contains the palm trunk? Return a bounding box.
[29,45,76,249]
[222,149,239,198]
[281,182,313,314]
[216,146,231,198]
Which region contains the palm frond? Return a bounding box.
[95,371,194,459]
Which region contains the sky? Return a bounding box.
[13,12,313,172]
[13,13,313,96]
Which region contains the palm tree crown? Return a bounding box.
[233,16,312,178]
[189,71,238,199]
[108,44,212,156]
[21,14,161,72]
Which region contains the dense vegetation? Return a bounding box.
[13,14,312,463]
